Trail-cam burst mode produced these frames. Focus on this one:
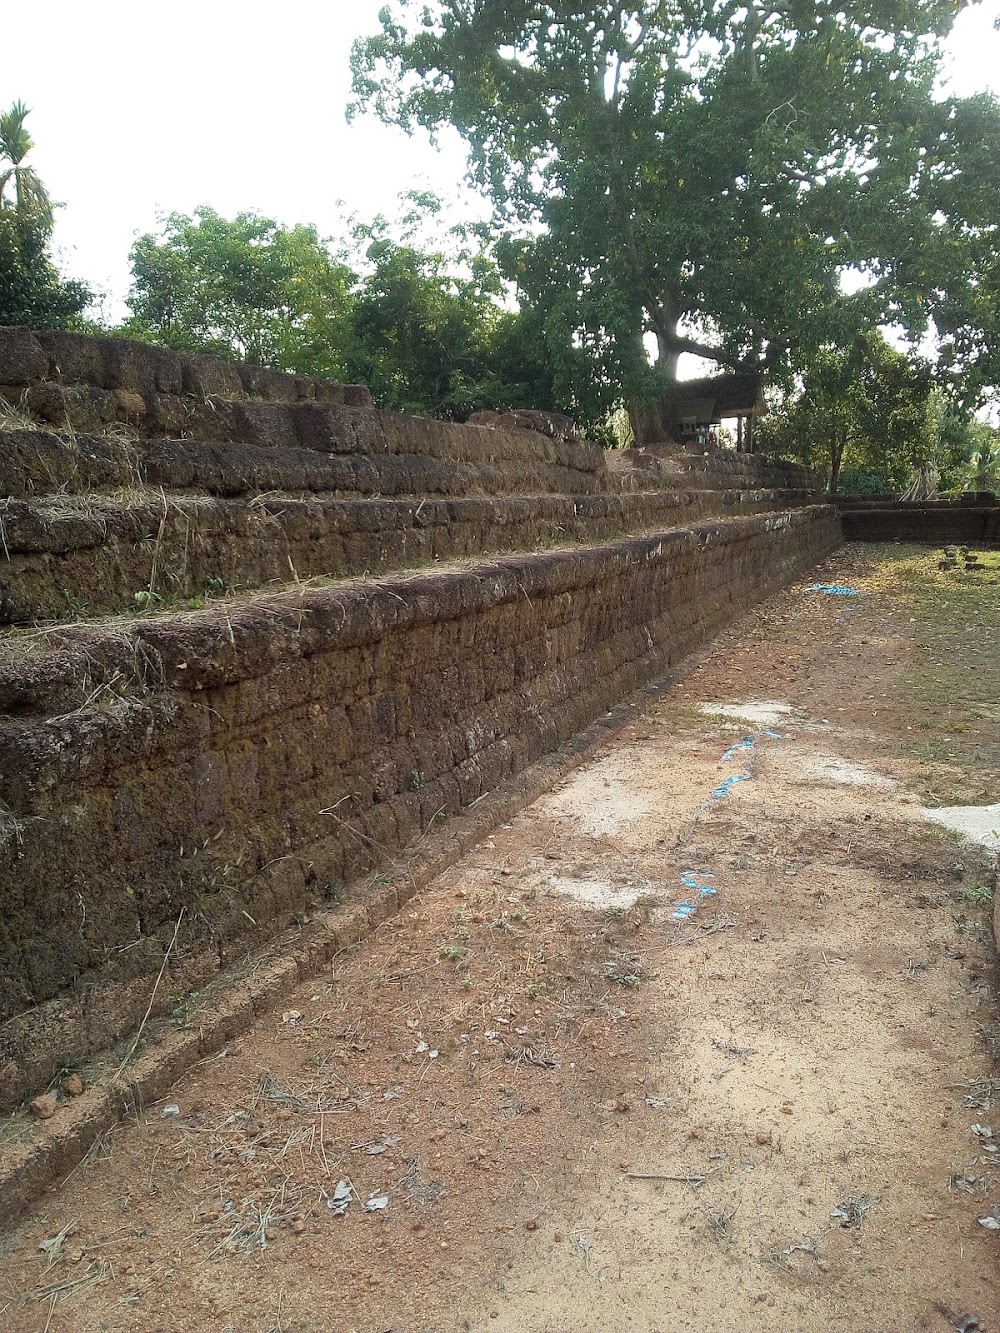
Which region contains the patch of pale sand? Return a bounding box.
[534,752,657,836]
[797,753,898,788]
[698,700,794,727]
[922,802,1000,852]
[545,873,659,910]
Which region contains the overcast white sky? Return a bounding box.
[5,0,1000,318]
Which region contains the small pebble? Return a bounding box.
[30,1095,57,1120]
[62,1074,85,1097]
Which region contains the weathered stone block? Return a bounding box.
[181,355,246,400]
[0,326,47,386]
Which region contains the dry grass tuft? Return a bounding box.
[0,394,42,432]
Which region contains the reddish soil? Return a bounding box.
[1,544,997,1333]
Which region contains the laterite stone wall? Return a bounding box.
[0,327,840,1110]
[0,508,839,1108]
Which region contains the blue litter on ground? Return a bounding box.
[680,870,715,885]
[803,583,860,596]
[720,729,782,762]
[672,869,719,919]
[670,726,784,922]
[679,870,717,894]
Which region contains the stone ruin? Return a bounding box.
[0,326,840,1209]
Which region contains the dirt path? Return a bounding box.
[2,544,998,1333]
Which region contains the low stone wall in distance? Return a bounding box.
[837,497,1000,544]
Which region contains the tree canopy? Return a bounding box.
[122,201,561,421]
[345,201,559,416]
[124,209,358,377]
[0,101,53,227]
[0,101,90,330]
[755,330,934,493]
[351,1,1000,419]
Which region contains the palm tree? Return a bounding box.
[964,443,1000,496]
[0,101,53,228]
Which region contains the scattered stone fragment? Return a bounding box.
[327,1179,354,1217]
[62,1073,84,1097]
[30,1095,57,1120]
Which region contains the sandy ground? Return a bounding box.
[1,543,998,1333]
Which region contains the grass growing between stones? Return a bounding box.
[0,396,43,433]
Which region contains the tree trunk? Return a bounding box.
[631,299,685,446]
[654,330,681,386]
[829,432,845,495]
[652,291,683,385]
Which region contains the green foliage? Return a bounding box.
[123,208,357,376]
[346,231,560,419]
[953,438,1000,495]
[0,102,90,329]
[0,212,91,329]
[756,331,934,494]
[122,198,564,423]
[0,103,52,226]
[352,1,1000,415]
[347,229,499,416]
[0,101,52,227]
[932,394,1000,495]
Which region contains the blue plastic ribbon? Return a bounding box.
[670,726,784,922]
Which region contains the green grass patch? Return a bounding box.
[864,546,1000,803]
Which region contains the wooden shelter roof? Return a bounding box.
[673,372,766,422]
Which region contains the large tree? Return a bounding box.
[351,1,1000,423]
